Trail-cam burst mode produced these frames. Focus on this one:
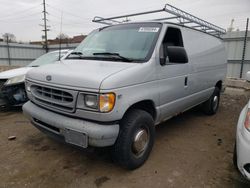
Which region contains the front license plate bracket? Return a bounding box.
[63,129,88,148]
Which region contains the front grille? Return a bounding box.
[30,84,77,112]
[35,86,73,103]
[0,79,7,89]
[35,97,74,111]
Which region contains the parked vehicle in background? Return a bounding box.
[23,5,227,169]
[0,49,71,108]
[234,71,250,181]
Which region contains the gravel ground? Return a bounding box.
[0,93,250,188]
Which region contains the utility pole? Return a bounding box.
[240,18,249,78]
[42,0,49,52]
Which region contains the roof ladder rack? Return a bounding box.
[92,4,226,38]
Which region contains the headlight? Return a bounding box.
[84,94,98,109]
[77,92,115,112]
[244,109,250,132]
[5,75,25,85]
[99,93,115,112]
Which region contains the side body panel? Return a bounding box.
[154,24,190,122]
[181,27,227,107]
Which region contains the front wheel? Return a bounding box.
[112,109,155,170]
[202,87,220,115]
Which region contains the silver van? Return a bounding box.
[23,6,227,169]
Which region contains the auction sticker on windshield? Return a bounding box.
[139,27,160,32]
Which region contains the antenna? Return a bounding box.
[58,11,63,61]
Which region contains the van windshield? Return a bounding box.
[68,23,162,62]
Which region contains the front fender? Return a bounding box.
[99,80,160,123]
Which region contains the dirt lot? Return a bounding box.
[0,66,20,73]
[1,94,250,188]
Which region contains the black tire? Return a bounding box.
[202,87,220,115]
[233,142,238,168]
[112,109,155,170]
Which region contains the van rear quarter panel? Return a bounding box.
[181,27,227,97]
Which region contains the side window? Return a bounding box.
[162,27,183,57]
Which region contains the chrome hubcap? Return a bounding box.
[213,96,218,111]
[132,128,149,156]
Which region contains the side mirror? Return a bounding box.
[167,46,188,64]
[246,71,250,82]
[159,45,166,65]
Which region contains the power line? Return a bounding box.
[0,18,40,24]
[48,11,95,35]
[0,12,41,21]
[47,4,91,21]
[49,13,90,23]
[0,3,41,19]
[49,28,83,35]
[49,17,92,26]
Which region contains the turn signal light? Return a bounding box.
[99,93,115,112]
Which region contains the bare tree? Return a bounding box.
[2,33,16,43]
[56,33,69,40]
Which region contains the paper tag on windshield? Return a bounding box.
[139,27,159,32]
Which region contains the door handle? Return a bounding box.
[184,76,188,86]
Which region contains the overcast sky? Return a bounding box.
[0,0,249,42]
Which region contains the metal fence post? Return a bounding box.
[6,36,11,66]
[240,18,249,78]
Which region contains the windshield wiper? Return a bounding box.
[67,51,85,59]
[93,52,133,62]
[70,51,83,55]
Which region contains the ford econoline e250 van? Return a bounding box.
[23,19,227,169]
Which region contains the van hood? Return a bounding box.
[26,59,137,89]
[0,67,33,79]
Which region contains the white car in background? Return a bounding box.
[0,49,71,108]
[234,71,250,181]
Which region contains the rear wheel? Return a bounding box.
[112,109,155,170]
[202,87,220,115]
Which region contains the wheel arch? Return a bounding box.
[122,100,157,121]
[215,80,222,91]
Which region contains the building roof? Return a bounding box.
[30,35,86,45]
